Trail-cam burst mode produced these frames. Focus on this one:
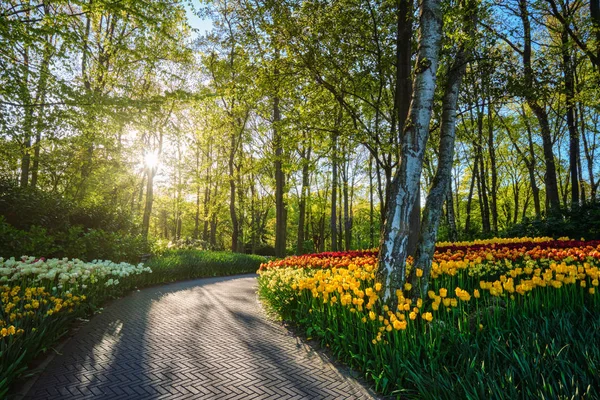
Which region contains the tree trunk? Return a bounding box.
[394,0,421,257]
[409,0,475,297]
[141,167,155,240]
[274,89,287,257]
[513,177,520,225]
[20,45,32,188]
[591,0,600,74]
[236,164,245,253]
[377,0,443,302]
[338,183,344,250]
[519,0,561,212]
[523,112,542,217]
[410,30,470,296]
[446,179,458,242]
[331,131,339,251]
[561,28,580,205]
[465,151,479,234]
[141,129,163,241]
[229,133,239,252]
[343,157,351,251]
[203,143,213,242]
[297,142,311,254]
[476,107,491,234]
[194,144,201,239]
[369,155,375,247]
[487,98,498,234]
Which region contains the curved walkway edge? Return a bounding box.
[20,274,377,399]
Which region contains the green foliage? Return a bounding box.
[0,181,148,262]
[0,219,148,263]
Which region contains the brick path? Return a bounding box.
[24,275,375,399]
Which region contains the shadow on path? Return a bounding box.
[24,274,374,399]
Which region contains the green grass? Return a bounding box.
[138,250,265,285]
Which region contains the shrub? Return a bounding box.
[0,180,143,263]
[0,219,148,263]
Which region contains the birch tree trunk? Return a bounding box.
[377,0,443,302]
[409,13,472,297]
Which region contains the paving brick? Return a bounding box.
[23,275,376,399]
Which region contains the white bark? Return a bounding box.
[378,0,443,302]
[411,38,471,298]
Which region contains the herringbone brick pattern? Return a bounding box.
[24,275,375,399]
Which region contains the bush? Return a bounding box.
[0,180,143,263]
[0,219,148,263]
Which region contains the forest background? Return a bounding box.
[1,0,599,263]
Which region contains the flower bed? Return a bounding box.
[258,238,600,399]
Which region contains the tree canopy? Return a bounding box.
[1,0,599,290]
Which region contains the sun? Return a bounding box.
[144,151,159,169]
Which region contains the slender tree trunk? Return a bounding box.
[369,155,375,247]
[476,108,491,234]
[20,45,32,188]
[297,143,311,254]
[274,85,287,257]
[523,113,542,217]
[513,178,520,225]
[522,191,531,221]
[465,151,479,234]
[229,133,239,252]
[581,115,597,200]
[250,175,257,254]
[519,0,561,212]
[142,167,155,240]
[487,98,498,234]
[561,28,580,205]
[318,214,326,252]
[446,179,458,242]
[454,172,461,228]
[343,158,351,251]
[203,144,213,242]
[194,144,201,239]
[141,130,163,241]
[236,164,245,253]
[591,0,600,74]
[31,37,52,188]
[378,0,443,302]
[331,131,339,251]
[338,181,344,250]
[210,214,217,248]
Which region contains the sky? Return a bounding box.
[184,0,214,35]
